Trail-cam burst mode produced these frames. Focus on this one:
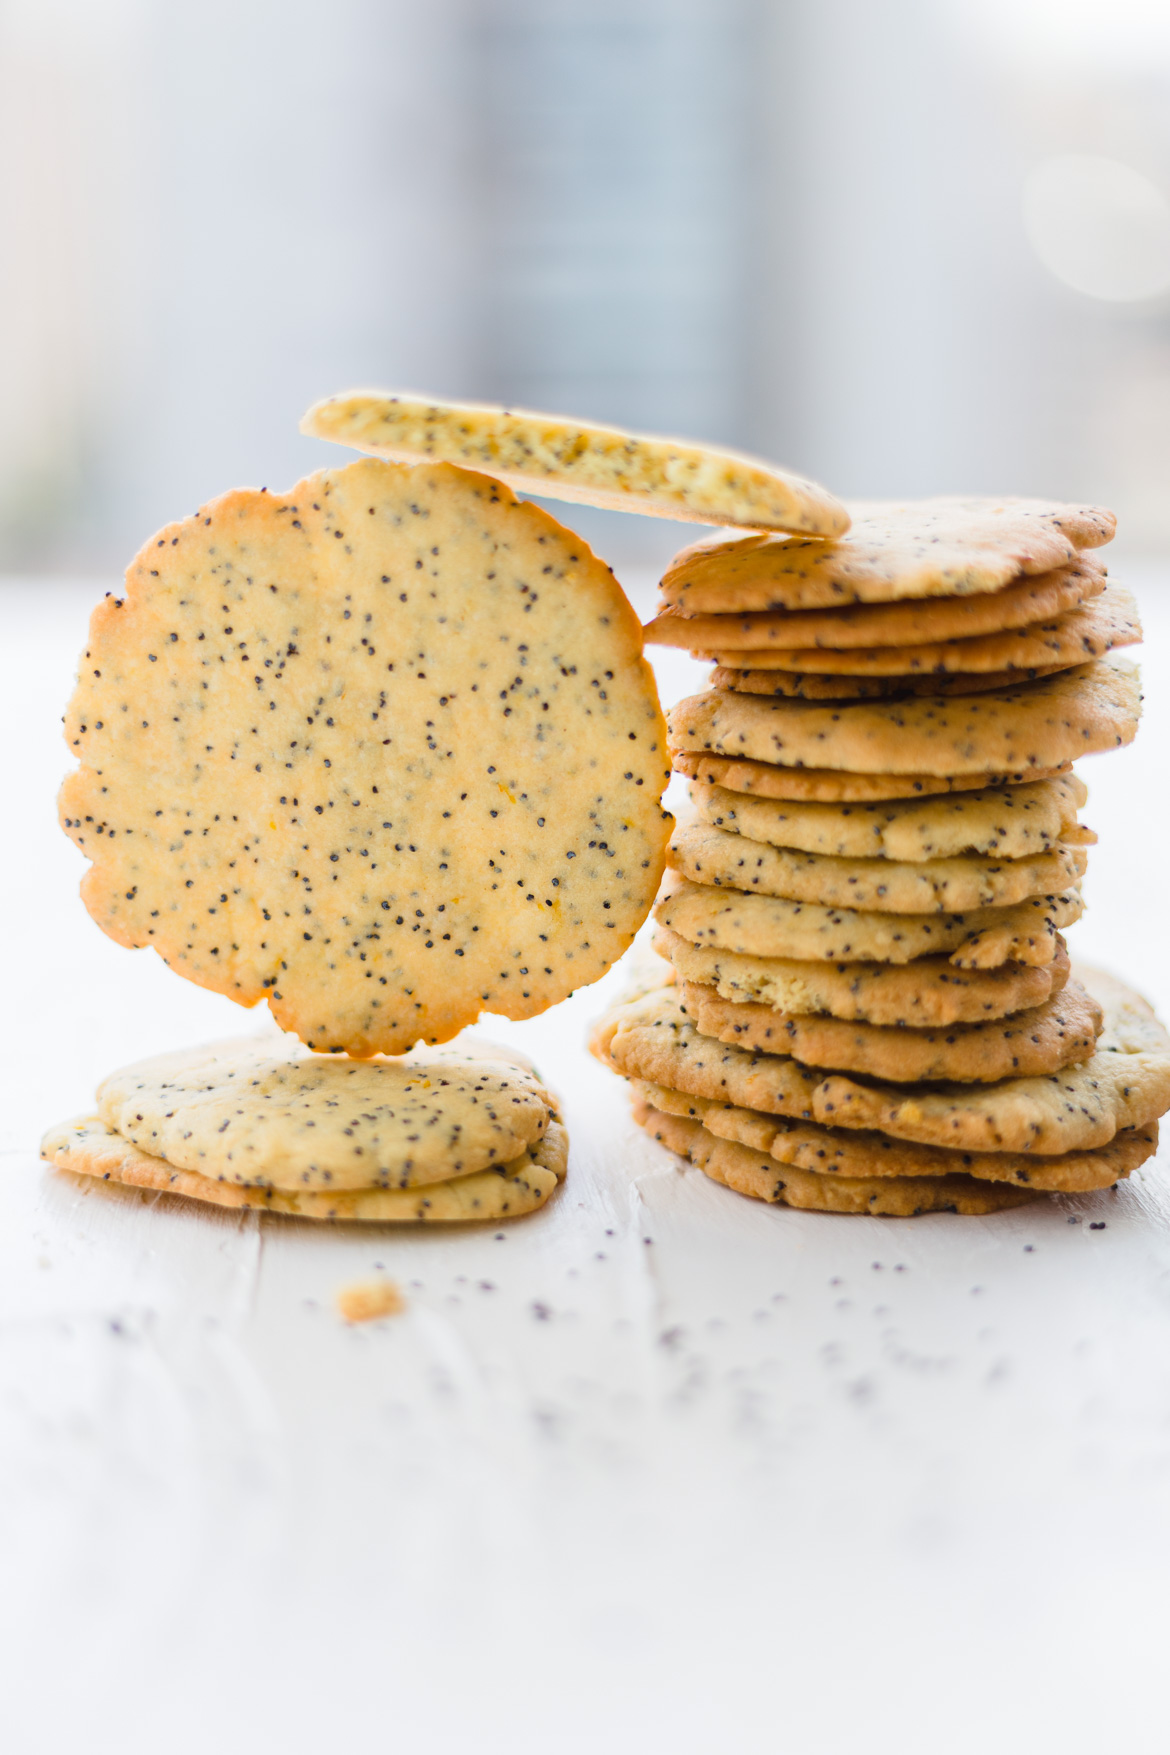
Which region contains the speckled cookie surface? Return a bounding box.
[699,582,1138,677]
[659,498,1115,613]
[93,1034,556,1190]
[812,967,1170,1153]
[42,1115,567,1222]
[708,666,1069,700]
[632,1102,1037,1214]
[654,925,1070,1025]
[634,1083,1154,1194]
[656,878,1081,969]
[672,750,1073,803]
[668,657,1139,777]
[689,775,1088,861]
[300,390,849,536]
[591,987,820,1112]
[667,818,1086,913]
[677,977,1102,1082]
[603,976,1170,1157]
[648,555,1105,645]
[59,458,671,1055]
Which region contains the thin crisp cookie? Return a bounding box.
[677,977,1102,1082]
[647,554,1105,646]
[672,750,1074,803]
[699,581,1139,675]
[654,924,1071,1025]
[659,497,1116,613]
[300,390,849,536]
[656,878,1081,968]
[634,1083,1155,1193]
[708,667,1069,700]
[667,817,1086,913]
[632,1102,1037,1215]
[94,1034,557,1191]
[602,976,1170,1156]
[43,1116,568,1222]
[667,656,1140,777]
[60,458,672,1055]
[688,775,1089,861]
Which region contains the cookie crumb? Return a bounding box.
[336,1277,406,1323]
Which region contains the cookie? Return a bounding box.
[59,458,672,1056]
[672,750,1074,803]
[635,1082,1155,1192]
[667,818,1086,913]
[42,1114,567,1222]
[667,656,1139,777]
[649,554,1105,645]
[659,497,1116,613]
[688,775,1088,861]
[299,390,849,536]
[708,667,1069,700]
[632,1101,1037,1214]
[699,582,1139,675]
[677,977,1102,1082]
[655,924,1071,1024]
[656,878,1081,968]
[94,1035,557,1190]
[602,978,1170,1155]
[810,966,1170,1153]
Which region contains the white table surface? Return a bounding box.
[4,568,1170,1755]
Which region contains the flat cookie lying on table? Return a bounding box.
[655,925,1072,1025]
[667,818,1087,913]
[300,389,848,535]
[688,775,1089,861]
[668,655,1140,777]
[60,457,671,1055]
[42,1034,568,1223]
[658,497,1115,613]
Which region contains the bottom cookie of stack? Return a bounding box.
[42,1035,567,1224]
[592,969,1170,1217]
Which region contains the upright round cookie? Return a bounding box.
[60,458,672,1055]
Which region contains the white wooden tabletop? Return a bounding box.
[4,570,1170,1755]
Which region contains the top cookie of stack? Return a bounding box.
[612,497,1166,1216]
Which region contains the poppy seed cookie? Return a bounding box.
[647,553,1105,646]
[677,977,1102,1082]
[300,390,849,535]
[660,497,1115,613]
[60,458,672,1055]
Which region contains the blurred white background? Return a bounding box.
[0,0,1168,575]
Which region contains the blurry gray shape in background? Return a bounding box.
[1,0,1169,576]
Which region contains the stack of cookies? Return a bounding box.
[593,499,1170,1215]
[45,1036,568,1225]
